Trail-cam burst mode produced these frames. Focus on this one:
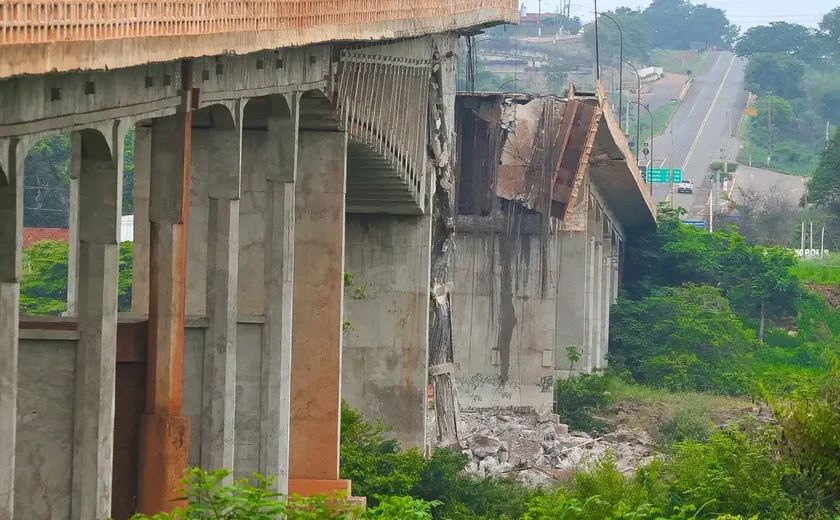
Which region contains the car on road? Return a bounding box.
[677,180,694,194]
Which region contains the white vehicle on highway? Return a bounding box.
[677,179,694,194]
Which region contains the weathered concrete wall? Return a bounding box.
[342,214,432,449]
[554,230,588,375]
[14,335,77,520]
[182,321,267,481]
[451,216,559,410]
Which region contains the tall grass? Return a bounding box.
[791,255,840,286]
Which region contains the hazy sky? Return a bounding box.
[521,0,835,29]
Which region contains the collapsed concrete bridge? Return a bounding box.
[0,3,654,519]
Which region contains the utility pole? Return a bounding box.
[801,222,805,257]
[538,0,541,36]
[810,221,814,252]
[821,225,826,260]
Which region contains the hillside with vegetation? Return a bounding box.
[737,11,840,176]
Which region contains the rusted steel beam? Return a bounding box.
[137,59,193,516]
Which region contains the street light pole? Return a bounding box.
[631,100,654,197]
[599,12,623,130]
[622,58,640,163]
[594,0,600,81]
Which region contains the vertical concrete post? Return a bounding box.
[598,222,612,369]
[71,125,123,520]
[201,103,243,477]
[260,95,297,494]
[584,197,597,373]
[0,137,25,520]
[132,125,152,314]
[138,71,193,514]
[288,127,350,496]
[592,206,603,371]
[65,133,81,316]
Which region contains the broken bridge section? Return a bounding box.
[451,86,655,411]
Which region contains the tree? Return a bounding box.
[544,61,570,94]
[582,10,651,64]
[744,53,806,99]
[19,239,134,315]
[747,95,797,148]
[24,133,70,228]
[804,127,840,215]
[609,284,755,393]
[732,186,800,247]
[736,23,825,64]
[641,0,736,50]
[715,235,801,341]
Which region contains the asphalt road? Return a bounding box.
[644,51,749,218]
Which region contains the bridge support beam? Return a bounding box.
[138,106,192,514]
[259,99,298,494]
[71,125,123,520]
[0,138,25,520]
[199,106,243,477]
[288,128,350,497]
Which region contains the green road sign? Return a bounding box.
[646,168,682,183]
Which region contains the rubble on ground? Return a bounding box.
[427,406,654,487]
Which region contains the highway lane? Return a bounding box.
[645,51,749,218]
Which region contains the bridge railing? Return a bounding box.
[1,0,516,45]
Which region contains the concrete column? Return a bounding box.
[0,137,25,520]
[555,230,587,375]
[200,107,242,476]
[288,128,349,496]
[138,103,192,514]
[592,207,603,371]
[342,213,432,449]
[65,133,81,316]
[132,125,152,314]
[598,223,613,369]
[260,100,297,494]
[584,197,597,373]
[71,125,123,520]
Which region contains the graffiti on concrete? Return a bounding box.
[536,375,554,393]
[456,372,522,403]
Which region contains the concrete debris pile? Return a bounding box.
[429,407,654,487]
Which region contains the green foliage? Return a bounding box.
[656,408,714,446]
[736,23,826,64]
[127,467,435,520]
[744,54,806,100]
[609,285,754,393]
[775,356,840,507]
[554,372,611,432]
[641,0,737,51]
[583,9,652,64]
[708,162,738,174]
[339,401,426,503]
[23,128,136,228]
[805,127,840,215]
[20,239,133,315]
[20,239,69,315]
[24,133,70,228]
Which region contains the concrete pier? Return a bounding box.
[289,125,350,496]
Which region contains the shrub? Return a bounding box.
[127,467,436,520]
[609,285,755,394]
[775,356,840,509]
[339,401,426,503]
[656,408,714,446]
[554,372,612,432]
